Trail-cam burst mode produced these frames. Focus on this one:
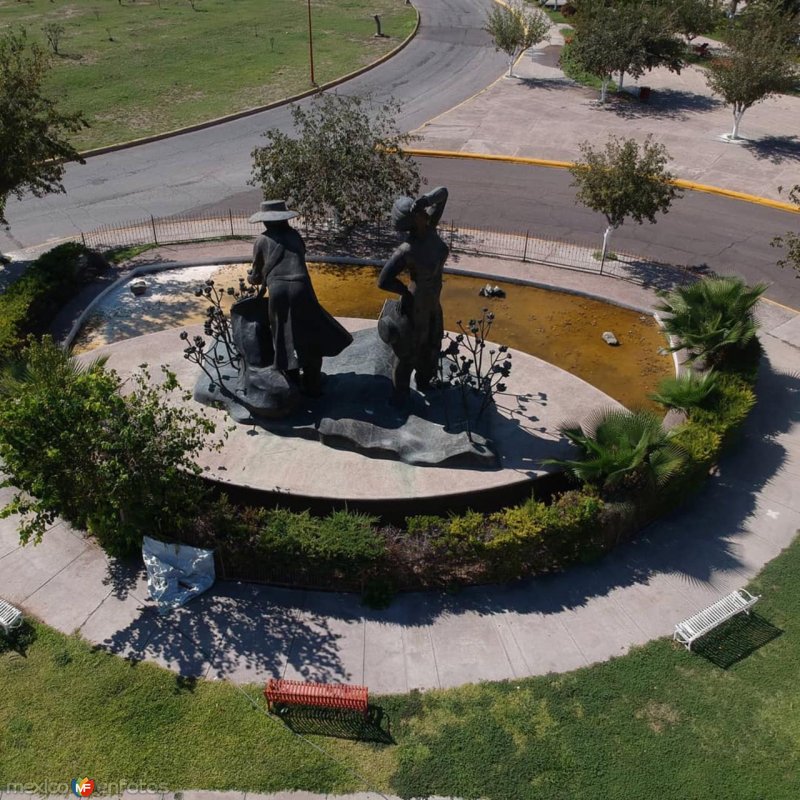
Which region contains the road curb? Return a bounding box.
[77,7,421,159]
[406,148,800,214]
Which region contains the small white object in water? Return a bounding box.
[130,278,147,296]
[602,331,619,346]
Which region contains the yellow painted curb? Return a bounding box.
[672,180,799,214]
[405,148,800,214]
[406,147,573,169]
[763,296,800,315]
[78,7,421,159]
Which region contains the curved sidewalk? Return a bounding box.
[0,254,798,693]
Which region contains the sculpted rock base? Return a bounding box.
[194,328,497,468]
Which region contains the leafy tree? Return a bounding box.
[484,1,550,77]
[740,0,800,39]
[250,93,420,232]
[704,21,799,139]
[655,276,767,366]
[567,0,684,100]
[0,338,217,555]
[772,184,800,278]
[671,0,724,41]
[569,135,682,265]
[544,408,687,495]
[0,29,86,231]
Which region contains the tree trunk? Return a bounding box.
[618,71,624,90]
[600,225,614,273]
[600,77,610,103]
[731,107,745,140]
[507,51,516,78]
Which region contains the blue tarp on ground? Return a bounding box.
[142,536,215,613]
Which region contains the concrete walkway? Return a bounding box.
[1,252,798,694]
[415,26,800,202]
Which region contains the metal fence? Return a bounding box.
[77,210,694,286]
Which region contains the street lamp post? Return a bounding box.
[307,0,316,85]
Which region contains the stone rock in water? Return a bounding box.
[602,331,619,346]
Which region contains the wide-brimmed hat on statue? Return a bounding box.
[249,199,299,223]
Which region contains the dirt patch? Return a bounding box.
[635,701,681,733]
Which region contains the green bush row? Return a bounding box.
[0,242,102,363]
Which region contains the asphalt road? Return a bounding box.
[184,157,800,310]
[0,0,506,252]
[418,157,800,310]
[2,0,798,309]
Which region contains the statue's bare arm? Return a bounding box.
[413,186,448,228]
[378,245,411,300]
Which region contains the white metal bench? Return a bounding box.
[674,589,760,650]
[0,598,23,635]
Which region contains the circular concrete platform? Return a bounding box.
[85,319,624,515]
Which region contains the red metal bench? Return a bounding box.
[264,678,369,716]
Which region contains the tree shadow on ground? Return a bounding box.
[517,76,596,95]
[275,704,394,743]
[604,255,698,292]
[603,89,722,120]
[740,135,800,165]
[102,556,144,601]
[692,612,782,668]
[96,580,351,681]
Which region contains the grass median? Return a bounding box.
[1,532,798,798]
[0,0,417,151]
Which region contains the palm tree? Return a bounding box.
[544,408,687,495]
[656,276,766,366]
[650,369,719,412]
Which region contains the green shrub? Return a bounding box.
[688,373,756,439]
[445,510,488,550]
[656,276,767,367]
[0,242,103,363]
[256,508,384,567]
[406,514,446,537]
[670,421,722,467]
[483,490,604,578]
[0,338,215,555]
[544,408,688,496]
[650,369,719,411]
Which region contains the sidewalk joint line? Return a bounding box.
[21,543,90,603]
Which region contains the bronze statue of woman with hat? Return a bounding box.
[244,199,352,395]
[378,186,449,395]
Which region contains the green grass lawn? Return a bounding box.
[2,533,799,798]
[0,0,417,150]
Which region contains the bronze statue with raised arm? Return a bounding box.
[377,186,449,394]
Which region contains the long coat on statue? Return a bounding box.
[247,222,352,372]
